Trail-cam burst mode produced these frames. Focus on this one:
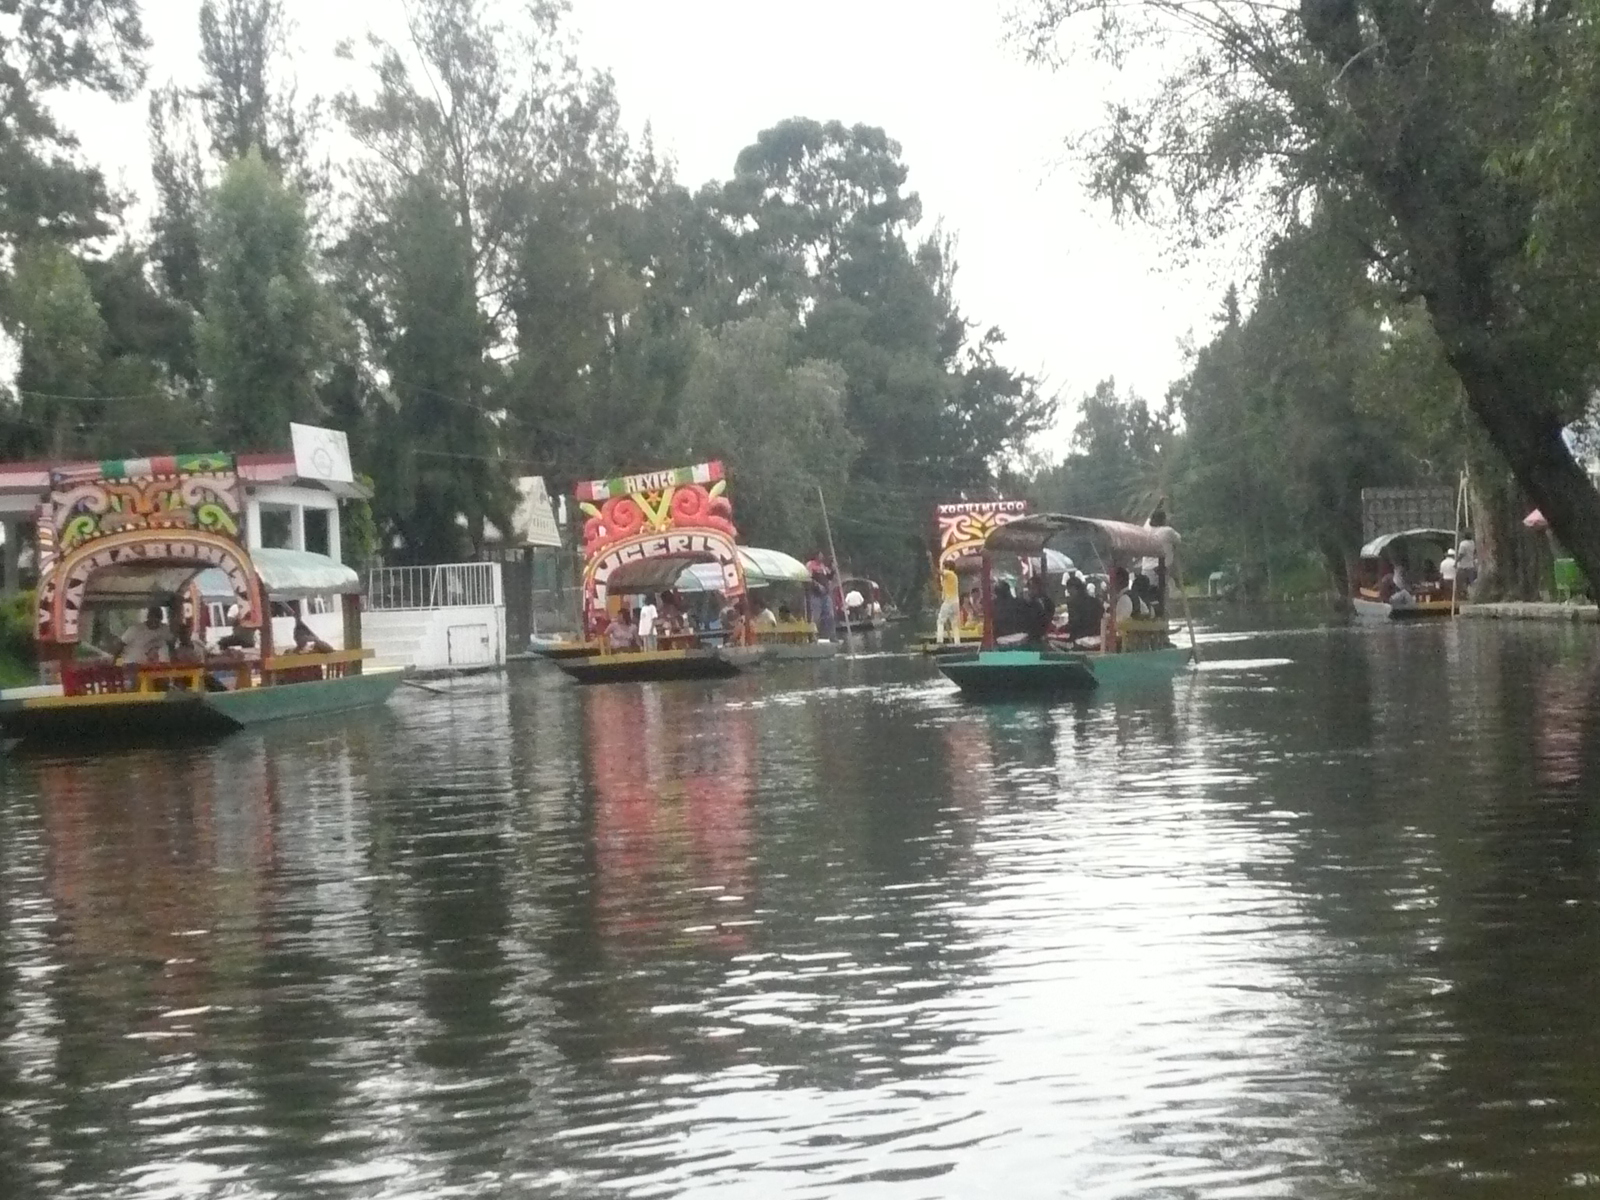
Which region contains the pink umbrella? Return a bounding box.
[1524,509,1549,530]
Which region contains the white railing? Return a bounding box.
[365,562,503,611]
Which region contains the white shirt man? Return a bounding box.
[1441,552,1457,583]
[845,589,864,611]
[637,598,659,649]
[118,608,171,664]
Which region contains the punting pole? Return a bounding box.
[1173,557,1200,664]
[817,486,854,655]
[1451,465,1468,619]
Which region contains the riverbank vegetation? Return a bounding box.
[0,0,1049,597]
[1012,0,1600,601]
[3,0,1597,604]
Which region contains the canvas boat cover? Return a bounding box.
[984,513,1180,563]
[1358,528,1455,559]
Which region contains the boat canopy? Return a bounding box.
[675,547,810,593]
[197,547,360,601]
[79,548,357,610]
[1358,528,1455,560]
[985,513,1180,563]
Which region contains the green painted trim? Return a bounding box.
[202,671,402,726]
[1087,646,1192,684]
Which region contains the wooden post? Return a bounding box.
[257,578,273,687]
[1173,558,1200,663]
[343,593,363,674]
[817,486,853,652]
[1451,465,1468,618]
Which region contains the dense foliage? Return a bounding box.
[1012,0,1600,597]
[0,0,1049,595]
[11,0,1600,600]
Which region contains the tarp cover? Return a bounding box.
[1358,528,1455,559]
[675,547,811,593]
[985,513,1181,563]
[197,547,360,600]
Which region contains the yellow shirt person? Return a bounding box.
[936,565,962,643]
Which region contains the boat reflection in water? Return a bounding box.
[585,683,757,957]
[35,744,279,1053]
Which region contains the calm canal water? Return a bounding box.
[4,621,1600,1198]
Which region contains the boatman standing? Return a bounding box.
[936,562,962,643]
[637,594,660,651]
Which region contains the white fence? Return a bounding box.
[365,562,502,612]
[363,561,506,673]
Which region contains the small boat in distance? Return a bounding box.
[1352,528,1464,620]
[936,513,1194,698]
[839,577,887,630]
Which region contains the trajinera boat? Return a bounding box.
[937,513,1194,698]
[556,461,763,684]
[1352,528,1464,620]
[0,453,399,743]
[531,546,837,664]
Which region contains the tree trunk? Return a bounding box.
[1433,335,1600,605]
[1472,472,1549,601]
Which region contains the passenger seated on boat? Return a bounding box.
[172,621,229,692]
[115,606,172,665]
[217,620,257,653]
[1377,557,1416,608]
[991,582,1031,645]
[778,603,794,623]
[1026,576,1055,644]
[1131,573,1163,618]
[606,610,637,651]
[292,622,334,655]
[753,603,779,631]
[1064,574,1104,643]
[1101,567,1136,652]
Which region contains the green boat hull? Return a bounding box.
[0,670,402,746]
[938,646,1190,698]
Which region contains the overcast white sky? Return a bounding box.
[63,0,1254,457]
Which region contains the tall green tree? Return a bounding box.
[337,0,597,336]
[5,243,106,457]
[196,151,334,448]
[194,0,315,171]
[149,0,318,314]
[1033,379,1173,521]
[673,309,856,551]
[1161,219,1466,594]
[362,177,507,562]
[0,0,146,251]
[1014,0,1600,594]
[505,149,707,487]
[713,120,1052,588]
